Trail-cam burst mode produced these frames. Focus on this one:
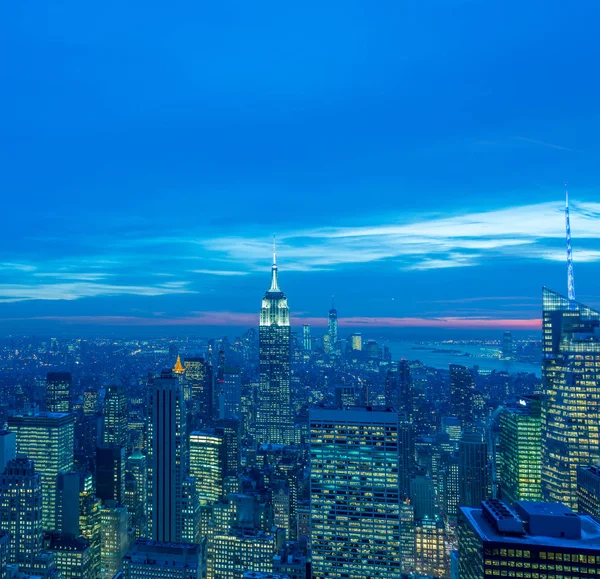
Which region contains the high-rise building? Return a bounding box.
[100,502,129,579]
[578,466,600,518]
[334,385,356,409]
[220,369,242,421]
[415,516,448,578]
[398,413,415,498]
[459,499,600,579]
[0,430,16,473]
[499,396,542,504]
[8,410,75,529]
[450,365,474,428]
[502,331,515,359]
[125,450,148,538]
[302,324,312,353]
[102,384,128,447]
[458,432,488,508]
[45,532,94,579]
[257,250,293,446]
[207,529,281,579]
[96,445,126,504]
[56,472,101,578]
[190,430,224,505]
[400,501,416,575]
[184,358,213,428]
[328,298,338,350]
[310,407,402,579]
[0,456,43,568]
[385,360,412,416]
[46,372,72,414]
[147,370,188,543]
[350,333,362,352]
[541,288,600,509]
[121,539,201,579]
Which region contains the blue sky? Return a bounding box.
[1,0,599,333]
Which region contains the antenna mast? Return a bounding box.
[565,182,576,302]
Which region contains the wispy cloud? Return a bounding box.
[190,269,250,276]
[515,136,574,152]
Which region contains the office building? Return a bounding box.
[302,324,312,353]
[208,529,281,579]
[328,299,338,349]
[56,471,101,578]
[126,450,148,538]
[147,370,188,542]
[415,516,448,578]
[578,466,600,518]
[398,414,415,498]
[96,445,126,504]
[310,407,402,579]
[0,456,43,568]
[385,359,412,417]
[190,430,224,505]
[499,396,542,504]
[184,357,213,429]
[100,502,129,579]
[221,369,242,421]
[350,333,362,352]
[502,331,515,359]
[46,372,72,414]
[102,384,128,447]
[459,499,600,579]
[8,410,75,529]
[121,539,200,579]
[541,288,600,509]
[458,432,488,508]
[450,364,474,428]
[400,501,416,575]
[256,250,294,446]
[0,431,16,473]
[45,532,94,579]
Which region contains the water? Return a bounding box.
[385,341,541,376]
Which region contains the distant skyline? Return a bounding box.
[1,1,600,332]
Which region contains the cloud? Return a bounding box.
[515,136,574,152]
[0,281,195,303]
[201,200,600,271]
[190,269,250,276]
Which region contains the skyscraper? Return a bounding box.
[328,297,338,350]
[189,430,224,505]
[541,288,600,509]
[499,396,542,504]
[121,539,201,579]
[256,249,293,446]
[147,370,188,542]
[578,466,600,518]
[8,410,75,530]
[458,432,488,508]
[450,364,475,428]
[0,430,16,473]
[310,407,402,579]
[184,358,213,429]
[46,372,72,413]
[96,445,126,505]
[0,456,43,568]
[102,384,128,447]
[302,324,312,353]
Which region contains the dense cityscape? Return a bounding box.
[0,211,598,578]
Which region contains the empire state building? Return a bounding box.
[256,248,294,446]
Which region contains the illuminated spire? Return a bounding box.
[269,234,280,292]
[173,354,185,375]
[565,183,576,303]
[331,295,335,311]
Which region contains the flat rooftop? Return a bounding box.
[461,506,600,550]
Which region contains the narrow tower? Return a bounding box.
[565,183,576,302]
[257,240,293,446]
[328,296,338,351]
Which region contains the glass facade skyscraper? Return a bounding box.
[541,287,600,509]
[46,372,72,414]
[310,407,402,579]
[256,252,293,446]
[102,384,128,447]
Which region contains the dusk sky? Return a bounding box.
[1,1,600,334]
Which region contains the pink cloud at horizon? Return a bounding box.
[1,311,542,330]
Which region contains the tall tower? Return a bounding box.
[541,288,600,509]
[328,297,338,350]
[147,370,188,542]
[450,364,475,428]
[310,407,402,578]
[565,183,576,302]
[102,384,128,447]
[257,244,293,446]
[46,372,72,413]
[458,431,489,507]
[8,410,75,530]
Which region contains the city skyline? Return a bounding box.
[2,1,600,332]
